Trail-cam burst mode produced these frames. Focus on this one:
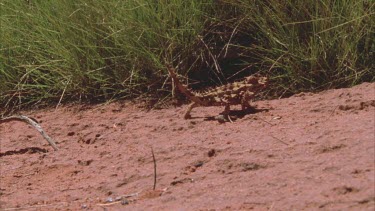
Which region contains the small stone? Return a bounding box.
[121,199,129,205]
[208,149,216,157]
[106,197,113,203]
[193,161,204,168]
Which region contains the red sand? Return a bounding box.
[1,82,374,210]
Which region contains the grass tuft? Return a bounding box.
[1,0,374,112]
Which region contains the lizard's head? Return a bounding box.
[244,74,268,90]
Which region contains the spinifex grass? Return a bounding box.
[0,0,374,113]
[225,0,374,94]
[0,0,207,112]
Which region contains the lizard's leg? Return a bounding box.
[241,100,251,110]
[184,102,198,119]
[222,104,233,122]
[224,104,230,114]
[241,91,253,110]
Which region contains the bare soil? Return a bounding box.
[1,82,374,211]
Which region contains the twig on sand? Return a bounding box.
[151,146,157,190]
[3,202,68,210]
[97,147,160,208]
[96,192,140,206]
[269,134,289,146]
[0,115,59,151]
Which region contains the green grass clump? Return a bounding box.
[1,0,374,112]
[0,0,208,111]
[222,0,374,93]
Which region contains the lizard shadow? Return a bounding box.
[203,107,269,122]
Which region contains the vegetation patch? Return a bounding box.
[1,0,374,113]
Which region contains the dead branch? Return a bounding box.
[151,146,157,190]
[0,115,59,151]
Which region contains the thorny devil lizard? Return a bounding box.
[166,64,268,120]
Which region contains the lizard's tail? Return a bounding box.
[166,64,204,105]
[166,64,194,97]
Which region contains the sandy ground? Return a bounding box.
[0,82,374,211]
